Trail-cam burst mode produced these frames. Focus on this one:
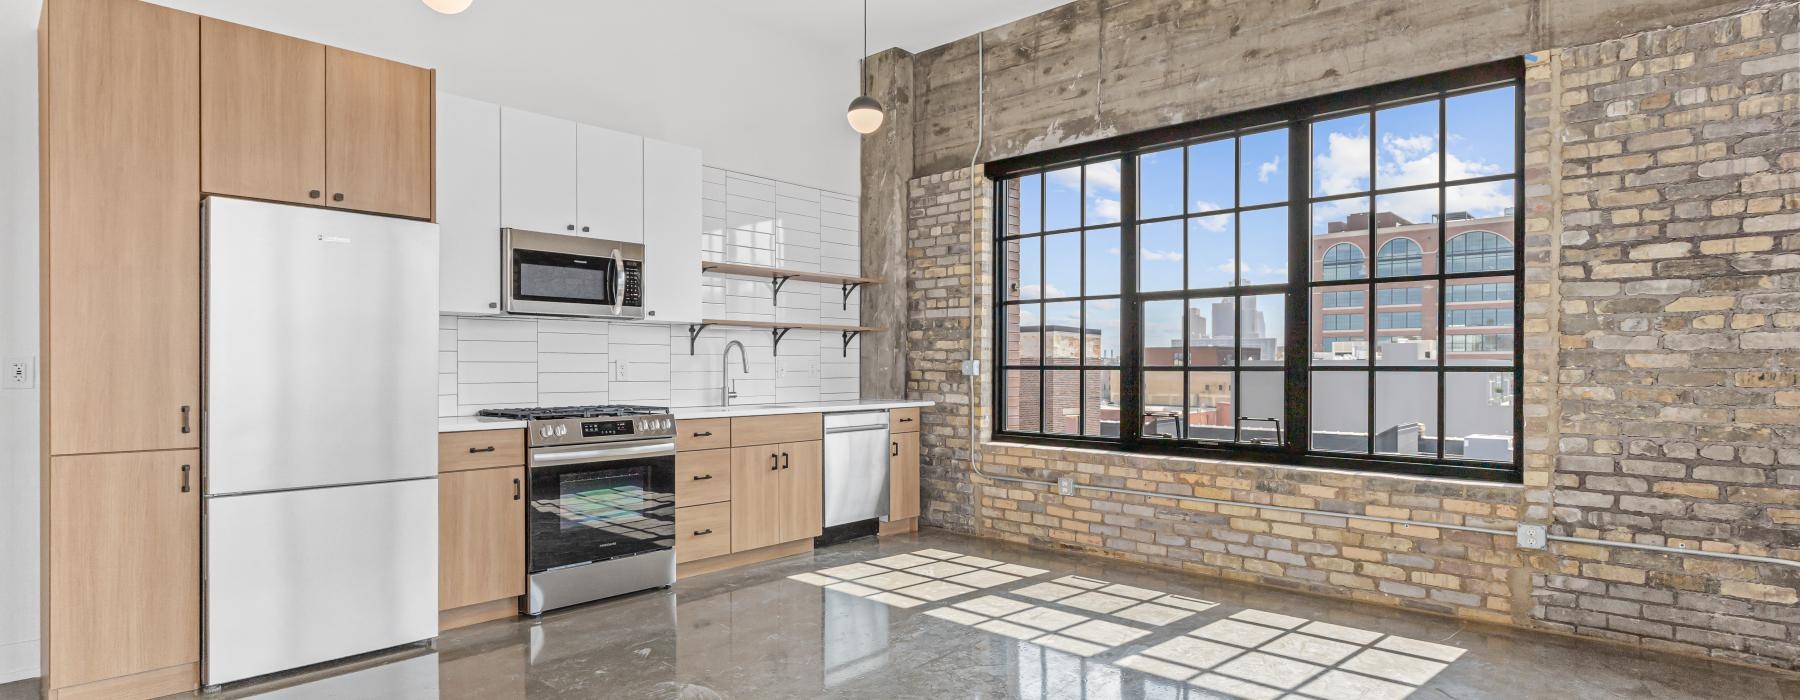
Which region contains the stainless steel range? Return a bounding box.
[478,405,676,614]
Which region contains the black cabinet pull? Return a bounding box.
[332,193,345,202]
[513,478,522,501]
[693,528,713,536]
[781,452,790,470]
[308,190,321,199]
[693,431,713,437]
[469,446,497,454]
[566,224,576,231]
[180,405,191,434]
[769,453,779,471]
[582,226,591,232]
[891,442,899,457]
[181,464,191,493]
[899,417,913,423]
[692,474,713,481]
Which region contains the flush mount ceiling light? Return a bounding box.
[846,0,884,134]
[422,0,472,15]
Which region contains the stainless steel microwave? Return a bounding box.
[502,228,644,319]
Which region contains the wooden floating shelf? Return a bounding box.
[685,318,883,358]
[699,261,881,310]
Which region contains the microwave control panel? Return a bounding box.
[622,261,643,307]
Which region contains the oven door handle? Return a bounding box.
[530,441,676,468]
[611,248,624,317]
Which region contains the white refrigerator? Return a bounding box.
[203,197,440,686]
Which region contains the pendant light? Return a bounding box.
[846,0,885,134]
[422,0,472,15]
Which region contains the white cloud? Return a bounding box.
[1309,126,1512,229]
[1313,131,1370,196]
[1048,161,1121,197]
[1192,212,1231,232]
[1257,156,1280,183]
[1141,249,1182,262]
[1020,282,1068,298]
[1096,198,1120,220]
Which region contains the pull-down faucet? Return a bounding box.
[721,340,748,406]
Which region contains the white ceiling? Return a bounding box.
[713,0,1069,55]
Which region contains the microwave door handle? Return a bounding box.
[611,248,624,316]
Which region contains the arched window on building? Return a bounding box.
[1376,238,1422,277]
[1446,230,1512,273]
[1322,243,1365,281]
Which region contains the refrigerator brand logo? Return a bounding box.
[317,235,352,244]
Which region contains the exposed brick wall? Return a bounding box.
[897,5,1797,671]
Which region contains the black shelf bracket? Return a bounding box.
[770,274,796,306]
[840,282,864,310]
[771,327,793,356]
[686,323,712,355]
[840,330,862,358]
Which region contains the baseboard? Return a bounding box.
[0,639,38,684]
[45,662,197,700]
[439,598,520,632]
[878,517,918,536]
[677,539,812,579]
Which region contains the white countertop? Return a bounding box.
[438,416,528,433]
[439,400,932,432]
[671,399,933,420]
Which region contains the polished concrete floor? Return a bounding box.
[4,529,1794,699]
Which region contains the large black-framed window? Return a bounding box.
[990,60,1525,482]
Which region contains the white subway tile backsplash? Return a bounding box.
[538,353,608,373]
[538,333,609,354]
[538,372,609,393]
[457,340,537,362]
[459,382,537,405]
[458,317,538,341]
[459,361,538,384]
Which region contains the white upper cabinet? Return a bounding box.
[437,93,502,315]
[642,138,703,323]
[499,107,578,235]
[576,124,644,243]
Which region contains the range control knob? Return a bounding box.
[539,426,554,438]
[554,424,568,436]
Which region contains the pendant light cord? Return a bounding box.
[860,0,868,95]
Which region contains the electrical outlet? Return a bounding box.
[614,361,627,380]
[1056,477,1074,496]
[4,358,33,389]
[1516,523,1546,550]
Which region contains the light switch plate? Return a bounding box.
[4,358,32,389]
[1516,524,1546,550]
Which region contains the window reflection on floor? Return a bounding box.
[790,549,1466,699]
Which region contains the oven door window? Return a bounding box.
[528,458,674,573]
[513,248,618,306]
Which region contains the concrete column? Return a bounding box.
[859,47,914,399]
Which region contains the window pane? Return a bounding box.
[1042,302,1081,365]
[1139,148,1183,220]
[1375,373,1436,457]
[1312,285,1368,364]
[1043,232,1080,299]
[1016,174,1041,234]
[1239,129,1288,206]
[1189,138,1234,212]
[1139,219,1184,292]
[1004,370,1041,432]
[1016,236,1041,299]
[1447,274,1515,366]
[1186,297,1235,367]
[1085,228,1121,296]
[1005,303,1039,365]
[1446,372,1514,462]
[1084,299,1120,364]
[1376,100,1439,188]
[1044,370,1081,435]
[1085,369,1121,438]
[1188,213,1235,289]
[1142,371,1181,439]
[1447,86,1516,176]
[1085,160,1122,225]
[1311,113,1370,197]
[1045,166,1081,230]
[1444,180,1515,273]
[1313,198,1368,281]
[1239,207,1288,285]
[1185,370,1233,441]
[1238,371,1283,445]
[1311,370,1368,453]
[1375,190,1436,277]
[1142,300,1185,367]
[1375,281,1434,367]
[1240,293,1285,366]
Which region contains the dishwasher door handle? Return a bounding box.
[824,425,889,435]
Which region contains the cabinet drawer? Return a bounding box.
[677,418,731,451]
[675,503,732,563]
[438,430,525,473]
[676,450,731,507]
[889,408,921,433]
[731,414,821,446]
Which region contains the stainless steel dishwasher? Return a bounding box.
[820,411,891,544]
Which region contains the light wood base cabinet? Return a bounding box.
[439,465,525,619]
[888,431,920,522]
[728,440,821,551]
[46,451,200,692]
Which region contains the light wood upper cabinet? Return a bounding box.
[199,18,326,205]
[499,107,579,234]
[439,466,526,611]
[44,0,200,457]
[47,450,200,690]
[889,431,920,521]
[325,46,434,219]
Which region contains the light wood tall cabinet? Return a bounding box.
[199,19,434,219]
[39,1,203,696]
